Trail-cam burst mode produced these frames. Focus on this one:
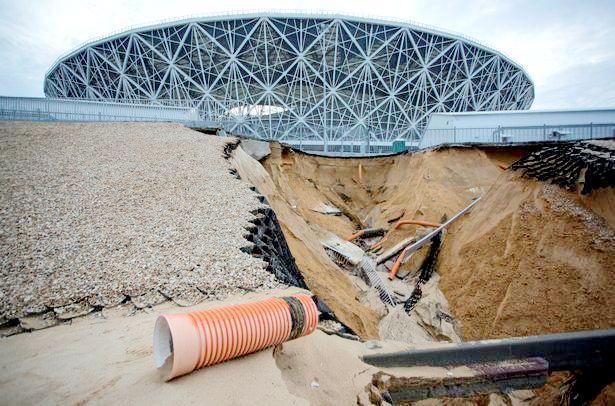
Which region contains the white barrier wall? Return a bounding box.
[419,108,615,149]
[426,108,615,129]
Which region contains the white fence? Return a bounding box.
[0,96,200,123]
[419,123,615,149]
[1,97,613,155]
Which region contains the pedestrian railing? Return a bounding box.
[419,123,615,149]
[1,96,612,155]
[0,96,200,123]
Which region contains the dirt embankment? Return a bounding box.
[437,171,615,340]
[262,145,507,253]
[258,142,615,342]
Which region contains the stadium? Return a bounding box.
[43,12,535,145]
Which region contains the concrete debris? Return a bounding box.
[20,312,58,331]
[365,340,382,349]
[131,291,166,309]
[240,138,271,161]
[508,389,536,405]
[310,202,342,215]
[321,233,365,266]
[379,306,434,343]
[367,358,548,403]
[87,292,126,308]
[54,302,94,320]
[168,287,206,307]
[411,275,462,343]
[101,304,137,319]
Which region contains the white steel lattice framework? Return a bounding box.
[44,13,534,143]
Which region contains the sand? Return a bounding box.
[0,288,309,405]
[230,145,381,338]
[437,172,615,340]
[0,287,469,405]
[2,130,613,404]
[258,143,615,342]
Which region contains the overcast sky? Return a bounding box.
[1,0,613,109]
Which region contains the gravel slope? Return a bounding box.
[0,121,280,323]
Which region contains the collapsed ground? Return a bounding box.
[248,141,614,343]
[1,121,614,404]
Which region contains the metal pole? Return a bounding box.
[590,122,593,139]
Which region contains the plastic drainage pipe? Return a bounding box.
[393,220,442,229]
[388,246,413,280]
[154,294,318,381]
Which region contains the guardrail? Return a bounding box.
[420,123,615,149]
[0,96,200,123]
[1,97,613,156]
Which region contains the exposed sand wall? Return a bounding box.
[230,145,381,339]
[437,172,615,340]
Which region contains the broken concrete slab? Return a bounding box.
[240,138,271,161]
[411,275,462,343]
[54,302,94,320]
[20,312,58,331]
[131,290,167,309]
[368,358,548,403]
[321,232,365,266]
[311,202,342,215]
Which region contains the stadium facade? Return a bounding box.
[44,12,534,144]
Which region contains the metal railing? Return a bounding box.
[0,96,201,124]
[283,141,399,156]
[420,123,615,149]
[1,96,613,156]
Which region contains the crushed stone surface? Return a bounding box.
[0,121,282,321]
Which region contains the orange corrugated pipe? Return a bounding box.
[389,246,412,279]
[347,229,366,241]
[154,294,318,381]
[393,219,442,230]
[370,235,388,251]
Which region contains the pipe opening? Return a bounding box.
[154,316,174,378]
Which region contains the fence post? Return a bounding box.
[590,122,593,139]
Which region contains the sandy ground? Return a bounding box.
[0,288,311,405]
[258,143,614,342]
[261,144,507,268]
[2,131,613,404]
[0,122,279,326]
[230,145,381,338]
[437,172,615,340]
[0,287,468,405]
